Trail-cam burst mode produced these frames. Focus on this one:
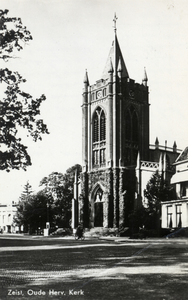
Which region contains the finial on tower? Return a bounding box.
[173,141,177,152]
[113,13,118,33]
[155,137,159,149]
[83,69,89,85]
[142,67,148,86]
[117,56,122,77]
[108,58,114,73]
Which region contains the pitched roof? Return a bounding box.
[101,34,129,80]
[175,146,188,163]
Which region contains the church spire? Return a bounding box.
[101,16,129,80]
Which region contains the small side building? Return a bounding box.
[0,202,18,233]
[136,139,180,208]
[161,147,188,229]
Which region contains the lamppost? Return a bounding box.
[44,192,50,236]
[46,200,50,229]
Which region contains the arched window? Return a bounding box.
[125,110,131,140]
[132,111,138,143]
[94,187,104,227]
[100,110,106,141]
[93,111,99,142]
[95,187,103,202]
[124,106,139,165]
[125,107,138,142]
[92,107,106,167]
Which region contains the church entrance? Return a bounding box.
[94,188,104,227]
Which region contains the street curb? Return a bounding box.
[98,236,188,243]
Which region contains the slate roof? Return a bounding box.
[101,34,129,80]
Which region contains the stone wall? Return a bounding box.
[80,167,136,229]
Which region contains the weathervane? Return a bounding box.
[113,13,118,33]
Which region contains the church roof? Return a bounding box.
[175,146,188,163]
[101,34,129,80]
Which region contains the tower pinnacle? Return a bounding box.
[142,67,148,86]
[83,69,89,85]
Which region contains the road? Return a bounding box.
[0,235,188,300]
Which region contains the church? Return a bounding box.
[75,17,180,229]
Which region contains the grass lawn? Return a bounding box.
[0,236,187,299]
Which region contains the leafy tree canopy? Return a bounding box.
[0,9,49,172]
[144,170,175,214]
[0,9,32,60]
[143,170,176,231]
[40,164,82,200]
[39,164,82,227]
[14,190,53,234]
[15,164,82,232]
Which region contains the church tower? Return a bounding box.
[80,16,149,228]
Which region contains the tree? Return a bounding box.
[15,164,82,232]
[20,181,33,200]
[14,191,53,234]
[14,181,33,232]
[128,206,149,235]
[144,170,175,231]
[40,164,82,227]
[0,9,49,171]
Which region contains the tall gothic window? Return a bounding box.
[93,107,106,167]
[100,110,106,141]
[93,111,99,142]
[132,111,138,143]
[124,106,139,165]
[125,110,131,140]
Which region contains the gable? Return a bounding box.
[175,147,188,163]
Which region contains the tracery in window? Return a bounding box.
[92,107,106,167]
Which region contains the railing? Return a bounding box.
[141,161,159,169]
[149,144,181,153]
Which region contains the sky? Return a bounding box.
[0,0,188,205]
